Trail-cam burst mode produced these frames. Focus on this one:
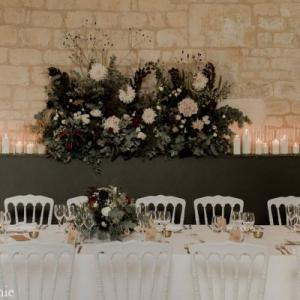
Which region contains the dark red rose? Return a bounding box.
[132,116,141,128]
[66,142,73,151]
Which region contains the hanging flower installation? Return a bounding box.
[34,28,250,172]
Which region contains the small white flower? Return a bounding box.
[89,63,107,81]
[222,114,226,119]
[192,119,204,131]
[142,108,157,124]
[69,99,73,103]
[213,125,217,130]
[156,105,161,111]
[175,115,181,121]
[61,120,66,125]
[119,85,136,104]
[159,86,164,92]
[137,132,147,140]
[213,133,217,137]
[178,98,198,117]
[136,127,141,133]
[53,114,58,121]
[172,127,179,133]
[174,93,178,97]
[90,109,102,118]
[181,119,186,124]
[101,206,111,217]
[202,115,210,125]
[93,202,99,208]
[192,72,208,91]
[123,114,131,121]
[179,124,184,129]
[101,221,107,228]
[104,116,121,133]
[177,88,182,93]
[81,114,90,125]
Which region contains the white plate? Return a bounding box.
[166,224,184,232]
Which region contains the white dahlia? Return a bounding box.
[90,109,102,117]
[192,119,204,131]
[192,72,208,91]
[137,132,147,140]
[89,63,107,81]
[104,116,121,133]
[119,85,136,104]
[178,98,198,117]
[142,108,157,124]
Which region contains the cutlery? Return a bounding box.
[275,244,285,255]
[77,245,83,254]
[281,244,292,255]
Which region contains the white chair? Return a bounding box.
[136,195,186,225]
[67,196,88,210]
[190,242,269,300]
[267,196,300,225]
[0,241,75,300]
[4,194,54,225]
[194,196,244,225]
[94,240,172,300]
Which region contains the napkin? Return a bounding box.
[10,234,30,241]
[7,222,38,233]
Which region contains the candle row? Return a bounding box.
[1,134,46,155]
[233,129,300,155]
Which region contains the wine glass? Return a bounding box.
[65,205,76,223]
[230,211,243,228]
[54,204,66,232]
[137,207,150,241]
[212,215,223,232]
[242,212,255,240]
[287,204,296,229]
[159,211,171,237]
[84,212,96,242]
[2,212,11,241]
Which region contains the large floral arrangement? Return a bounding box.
[81,186,137,240]
[34,28,250,172]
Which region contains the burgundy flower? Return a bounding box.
[65,142,73,151]
[132,116,141,128]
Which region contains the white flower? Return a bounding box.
[104,116,121,133]
[93,202,99,208]
[179,124,184,129]
[175,115,181,121]
[119,85,136,104]
[213,125,217,130]
[213,133,217,137]
[123,114,131,121]
[101,221,107,228]
[101,206,111,217]
[61,120,66,125]
[192,119,204,131]
[89,63,107,81]
[142,108,157,124]
[192,72,208,91]
[177,88,182,93]
[137,132,147,140]
[159,86,164,92]
[172,126,179,133]
[222,114,226,119]
[90,109,102,118]
[136,127,141,133]
[202,115,210,125]
[181,119,186,124]
[81,114,90,125]
[156,105,161,111]
[53,114,58,121]
[178,98,198,117]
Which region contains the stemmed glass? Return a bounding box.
[54,204,66,232]
[137,206,150,241]
[287,204,297,229]
[242,212,255,240]
[84,212,96,242]
[230,211,243,228]
[0,211,11,241]
[159,211,171,238]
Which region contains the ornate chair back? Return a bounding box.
[194,196,244,225]
[67,196,88,210]
[94,241,172,300]
[0,242,75,300]
[136,195,186,225]
[190,242,269,300]
[4,195,54,225]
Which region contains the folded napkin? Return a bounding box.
[7,222,38,233]
[10,234,30,241]
[166,224,184,232]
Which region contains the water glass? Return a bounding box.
[54,204,66,231]
[230,211,243,228]
[287,204,297,228]
[242,212,255,232]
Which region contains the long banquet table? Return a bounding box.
[4,225,300,300]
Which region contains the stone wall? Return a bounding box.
[0,0,299,135]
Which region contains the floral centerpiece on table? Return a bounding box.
[33,25,250,172]
[80,186,137,240]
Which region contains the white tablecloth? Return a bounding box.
[6,225,300,300]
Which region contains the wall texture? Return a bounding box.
[0,0,299,135]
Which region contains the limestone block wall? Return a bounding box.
[0,0,299,135]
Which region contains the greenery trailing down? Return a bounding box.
[33,29,250,172]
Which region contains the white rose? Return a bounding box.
[81,114,90,125]
[101,206,111,217]
[90,109,102,117]
[137,132,147,140]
